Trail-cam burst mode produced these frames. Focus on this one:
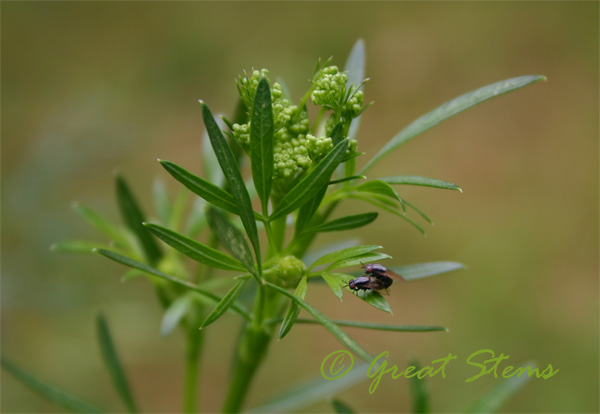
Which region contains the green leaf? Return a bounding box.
[380,175,462,191]
[201,279,248,328]
[331,399,356,414]
[159,160,239,215]
[278,276,308,339]
[96,314,138,413]
[345,39,366,91]
[72,203,130,247]
[265,281,372,362]
[270,139,349,221]
[94,249,251,320]
[305,212,378,234]
[294,184,328,236]
[247,363,370,413]
[309,244,381,269]
[349,193,425,235]
[410,358,430,414]
[167,188,190,231]
[327,252,391,271]
[291,318,447,332]
[321,272,344,300]
[201,101,261,270]
[466,363,535,413]
[50,240,113,254]
[153,177,171,224]
[404,199,433,225]
[115,174,162,264]
[144,223,246,272]
[350,288,392,314]
[391,261,465,281]
[161,294,192,337]
[184,197,208,238]
[360,75,546,174]
[345,39,366,141]
[206,207,255,275]
[329,175,365,185]
[354,180,405,209]
[1,357,103,413]
[202,120,225,187]
[250,77,274,214]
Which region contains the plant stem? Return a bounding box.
[221,323,271,413]
[183,300,205,413]
[183,339,201,414]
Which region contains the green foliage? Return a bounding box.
[3,40,544,413]
[96,314,139,413]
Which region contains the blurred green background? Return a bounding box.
[2,2,598,413]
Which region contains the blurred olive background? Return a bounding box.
[2,2,598,413]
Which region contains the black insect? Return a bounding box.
[346,264,405,296]
[363,263,406,282]
[348,275,393,293]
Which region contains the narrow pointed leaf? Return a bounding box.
[305,212,378,234]
[265,281,372,362]
[144,223,246,271]
[294,184,328,236]
[1,357,103,413]
[160,160,239,215]
[250,78,274,213]
[391,261,465,281]
[321,272,344,300]
[345,39,366,89]
[331,399,356,414]
[404,200,433,225]
[184,197,207,238]
[380,175,462,191]
[202,119,225,187]
[355,180,405,208]
[161,294,192,337]
[201,102,261,269]
[206,207,255,275]
[153,178,171,224]
[290,319,447,332]
[327,252,391,271]
[360,75,546,173]
[247,363,369,413]
[271,139,349,221]
[72,203,129,247]
[466,363,535,413]
[201,279,248,328]
[50,240,112,254]
[410,359,430,413]
[96,314,138,413]
[345,39,366,141]
[278,276,307,339]
[309,245,381,269]
[94,249,250,320]
[351,288,392,313]
[167,188,189,231]
[329,175,365,185]
[115,175,162,264]
[349,193,425,234]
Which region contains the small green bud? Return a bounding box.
[269,255,305,288]
[311,66,348,111]
[306,134,333,161]
[343,90,365,118]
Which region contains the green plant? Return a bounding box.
[2,40,545,413]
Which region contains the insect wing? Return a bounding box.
[381,268,405,282]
